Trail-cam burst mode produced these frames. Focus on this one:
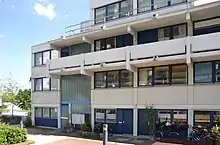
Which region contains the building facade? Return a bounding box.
[31,0,220,138]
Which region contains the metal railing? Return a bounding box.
[64,0,219,37]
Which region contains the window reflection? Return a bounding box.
[194,111,210,128]
[107,71,119,88]
[172,65,187,84]
[139,68,152,86]
[155,66,169,85]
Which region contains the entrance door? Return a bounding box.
[138,109,149,135]
[117,109,133,134]
[61,104,69,128]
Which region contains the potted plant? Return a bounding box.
[146,104,155,140]
[93,123,103,139]
[81,122,92,137]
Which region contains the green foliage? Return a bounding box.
[0,123,27,144]
[15,89,31,111]
[24,116,33,127]
[146,104,155,137]
[93,124,103,133]
[81,122,92,132]
[212,125,220,139]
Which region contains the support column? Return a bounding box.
[91,75,95,131]
[57,105,61,128]
[31,106,35,126]
[133,108,138,136]
[133,0,138,16]
[188,63,194,85]
[188,109,194,136]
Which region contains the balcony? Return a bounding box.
[191,32,220,61]
[48,37,187,75]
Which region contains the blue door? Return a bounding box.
[138,109,149,135]
[117,109,133,134]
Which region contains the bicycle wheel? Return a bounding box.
[169,132,179,139]
[198,135,214,145]
[155,131,163,140]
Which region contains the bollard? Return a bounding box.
[20,120,23,129]
[103,124,108,145]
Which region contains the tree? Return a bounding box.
[146,104,155,140]
[15,89,31,112]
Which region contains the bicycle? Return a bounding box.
[155,123,180,140]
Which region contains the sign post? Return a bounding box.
[103,124,108,145]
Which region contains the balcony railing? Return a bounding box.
[64,0,218,37]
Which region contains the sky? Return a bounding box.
[0,0,90,89]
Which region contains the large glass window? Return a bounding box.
[35,107,42,118]
[158,27,171,41]
[51,78,58,90]
[138,68,153,86]
[43,108,50,118]
[34,78,42,91]
[173,24,187,39]
[106,109,116,123]
[138,0,152,13]
[61,47,70,57]
[120,70,133,87]
[120,0,133,17]
[107,3,119,21]
[106,37,116,49]
[171,0,186,5]
[195,62,212,83]
[95,7,106,24]
[215,61,220,82]
[50,108,57,119]
[43,51,50,64]
[155,66,169,85]
[35,53,42,66]
[194,111,211,128]
[173,110,187,128]
[95,109,105,122]
[172,65,187,84]
[95,39,106,51]
[43,78,50,90]
[154,0,169,9]
[157,110,171,123]
[107,71,119,88]
[95,72,106,88]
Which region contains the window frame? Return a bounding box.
[35,107,42,118]
[94,69,133,89]
[138,67,154,86]
[34,50,52,66]
[138,63,188,87]
[171,64,188,85]
[34,77,52,91]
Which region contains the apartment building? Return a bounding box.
[31,0,220,139]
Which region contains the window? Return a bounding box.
[95,7,106,24]
[157,110,171,123]
[34,78,42,91]
[106,109,116,123]
[50,108,57,119]
[43,108,50,118]
[155,66,169,85]
[215,61,220,82]
[154,0,169,9]
[43,51,50,64]
[120,0,133,17]
[106,37,116,49]
[95,72,106,88]
[173,24,187,39]
[172,65,187,84]
[95,109,105,122]
[107,3,119,21]
[158,27,171,41]
[139,68,153,86]
[194,111,211,128]
[214,112,220,126]
[51,78,58,90]
[35,107,42,118]
[51,50,59,59]
[173,110,187,126]
[171,0,186,5]
[195,62,212,83]
[43,78,50,90]
[107,71,119,88]
[138,0,152,13]
[61,47,70,57]
[95,39,106,51]
[35,53,42,66]
[34,50,51,66]
[120,70,133,87]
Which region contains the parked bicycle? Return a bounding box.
[188,126,214,145]
[155,123,180,140]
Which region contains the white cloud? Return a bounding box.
[0,34,4,38]
[33,2,56,20]
[11,5,15,8]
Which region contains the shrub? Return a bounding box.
[24,116,32,127]
[81,122,92,132]
[93,124,103,133]
[0,123,27,145]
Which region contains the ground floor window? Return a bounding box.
[106,109,117,123]
[35,107,57,119]
[95,109,105,123]
[194,111,210,128]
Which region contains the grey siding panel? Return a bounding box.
[61,75,91,102]
[71,43,91,55]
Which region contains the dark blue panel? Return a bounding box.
[138,109,149,135]
[116,35,123,48]
[107,123,118,134]
[35,118,58,128]
[117,109,123,134]
[123,109,133,134]
[116,34,133,48]
[194,26,220,36]
[138,29,158,44]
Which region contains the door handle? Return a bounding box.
[118,121,122,124]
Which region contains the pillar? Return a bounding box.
[188,109,194,136]
[31,106,35,126]
[133,108,138,136]
[57,105,61,128]
[91,74,95,131]
[133,68,138,136]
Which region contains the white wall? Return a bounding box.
[32,91,60,105]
